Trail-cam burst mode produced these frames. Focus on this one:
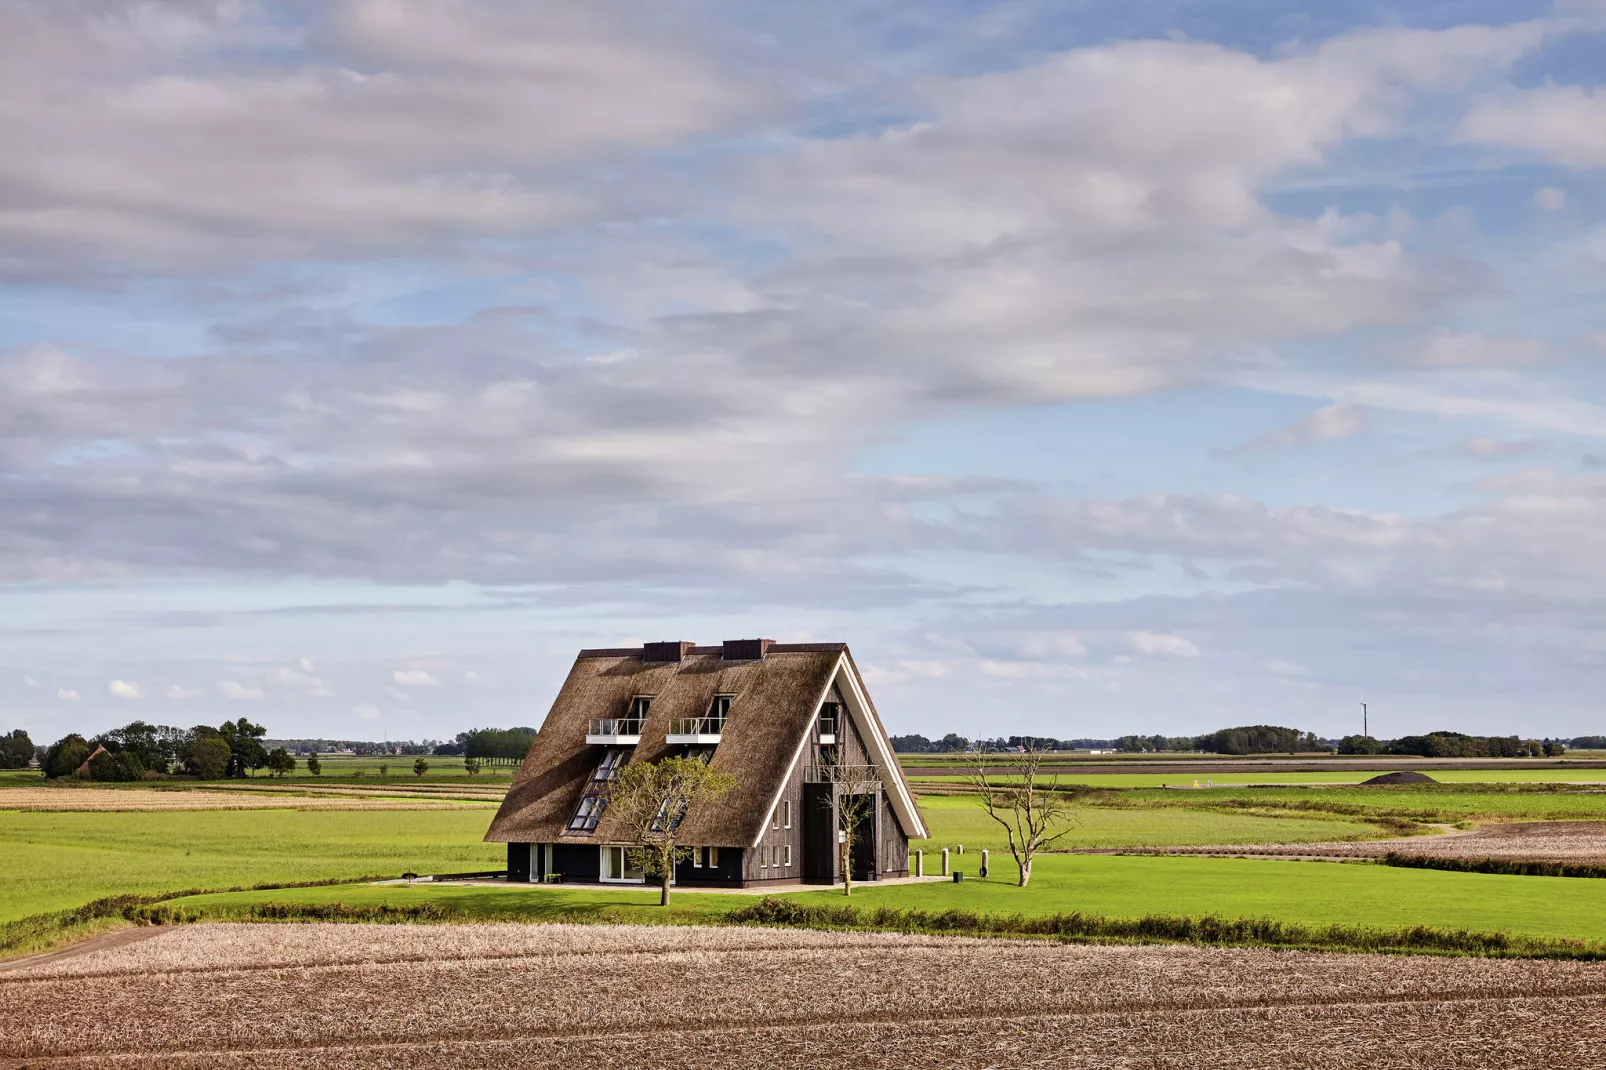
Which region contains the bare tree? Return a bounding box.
[602,755,735,906]
[815,760,883,896]
[963,743,1077,887]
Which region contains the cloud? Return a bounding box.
[0,0,758,274]
[57,688,81,701]
[298,656,316,673]
[1129,632,1201,658]
[1460,85,1606,168]
[1399,329,1553,369]
[163,683,203,700]
[1533,186,1568,211]
[352,703,381,720]
[24,675,39,687]
[1219,404,1366,455]
[1266,660,1306,677]
[217,680,265,700]
[392,669,439,687]
[463,670,480,682]
[108,679,141,700]
[1459,436,1542,459]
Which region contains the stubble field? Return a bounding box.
[3,922,1605,1068]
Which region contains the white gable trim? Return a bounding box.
[832,655,929,840]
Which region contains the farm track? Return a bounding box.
[4,923,1605,1068]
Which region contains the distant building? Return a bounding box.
[485,639,928,887]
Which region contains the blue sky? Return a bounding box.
[4,0,1606,745]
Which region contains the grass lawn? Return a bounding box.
[1119,785,1606,822]
[0,809,503,923]
[167,852,1606,944]
[910,768,1606,787]
[911,793,1380,853]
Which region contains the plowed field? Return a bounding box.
[3,923,1604,1068]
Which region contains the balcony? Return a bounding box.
[586,718,643,745]
[666,716,725,744]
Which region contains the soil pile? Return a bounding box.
[1362,770,1437,785]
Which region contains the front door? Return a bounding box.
[849,797,877,882]
[599,845,646,883]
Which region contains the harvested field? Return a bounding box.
[3,923,1605,1068]
[1137,821,1606,865]
[0,788,496,812]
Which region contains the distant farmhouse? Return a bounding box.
[485,639,928,886]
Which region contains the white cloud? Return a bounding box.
[463,670,480,682]
[353,703,381,720]
[1533,186,1568,211]
[24,675,39,687]
[386,686,412,701]
[1459,436,1542,460]
[163,683,202,700]
[1220,404,1366,455]
[392,670,439,686]
[57,687,80,701]
[1266,660,1306,677]
[1129,632,1201,658]
[108,679,141,700]
[217,680,265,700]
[298,656,316,673]
[1460,85,1606,168]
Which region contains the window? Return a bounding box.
[570,795,605,831]
[782,801,791,829]
[590,748,627,781]
[707,694,733,727]
[709,847,719,868]
[784,844,792,867]
[626,695,652,728]
[601,845,645,883]
[693,846,703,868]
[759,848,768,869]
[771,805,780,830]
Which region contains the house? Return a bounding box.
[484,639,928,887]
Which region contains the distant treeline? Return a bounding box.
[892,726,1597,757]
[265,738,441,756]
[29,719,292,781]
[431,727,537,764]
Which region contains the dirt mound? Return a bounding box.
[1362,770,1437,785]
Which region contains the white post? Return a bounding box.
[956,844,964,855]
[980,848,989,878]
[914,849,923,877]
[941,848,950,876]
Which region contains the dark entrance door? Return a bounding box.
[849,794,877,882]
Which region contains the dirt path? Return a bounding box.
[0,926,165,975]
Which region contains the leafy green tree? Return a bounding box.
[0,729,34,768]
[306,753,322,775]
[217,718,268,777]
[602,755,735,906]
[463,756,481,776]
[42,734,91,779]
[184,733,231,780]
[88,748,144,781]
[266,747,296,777]
[97,721,180,774]
[1338,734,1384,755]
[379,763,389,777]
[413,757,429,777]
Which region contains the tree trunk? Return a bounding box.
[1018,855,1032,888]
[661,867,672,906]
[841,843,852,897]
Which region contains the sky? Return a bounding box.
[5,0,1606,746]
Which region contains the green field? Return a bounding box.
[167,852,1606,944]
[910,769,1606,787]
[1119,785,1606,822]
[910,793,1380,853]
[0,809,503,923]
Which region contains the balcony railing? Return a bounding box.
[805,764,882,792]
[666,716,725,743]
[586,718,643,744]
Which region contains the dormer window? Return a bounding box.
[626,695,652,729]
[707,694,733,730]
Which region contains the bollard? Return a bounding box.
[915,849,924,877]
[956,844,964,855]
[979,849,989,879]
[941,848,950,876]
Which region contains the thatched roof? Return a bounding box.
[484,642,927,846]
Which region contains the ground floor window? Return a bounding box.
[600,845,646,883]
